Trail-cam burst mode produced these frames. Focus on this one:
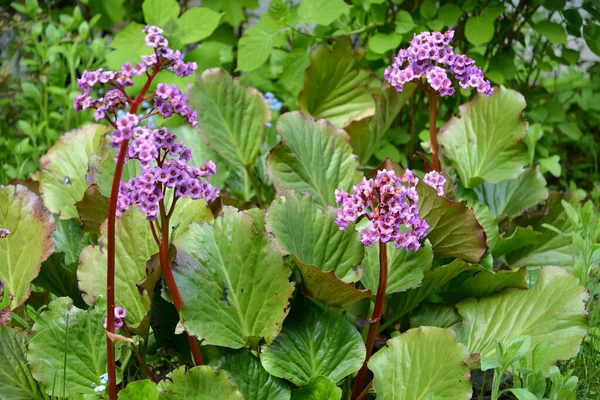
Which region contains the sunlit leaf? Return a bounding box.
[158,366,243,399]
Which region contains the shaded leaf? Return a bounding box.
[75,184,109,233]
[34,253,87,309]
[439,268,528,303]
[534,21,567,45]
[493,226,542,258]
[409,303,462,332]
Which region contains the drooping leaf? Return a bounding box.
[290,376,341,400]
[38,124,108,219]
[493,226,542,258]
[265,194,363,282]
[212,350,291,400]
[361,240,433,295]
[368,327,472,400]
[52,218,83,266]
[261,298,366,386]
[474,167,549,219]
[388,259,481,319]
[0,325,45,400]
[173,207,293,348]
[297,0,350,25]
[119,380,159,400]
[458,267,588,374]
[292,257,371,309]
[178,8,222,45]
[75,184,109,233]
[409,303,462,332]
[299,38,377,128]
[189,68,270,167]
[27,297,115,397]
[439,268,528,303]
[266,112,362,207]
[158,366,243,399]
[0,184,54,309]
[439,87,529,188]
[78,199,212,330]
[34,253,86,309]
[346,84,416,164]
[469,201,499,251]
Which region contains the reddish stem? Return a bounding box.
[428,90,440,171]
[105,66,160,400]
[351,240,388,399]
[158,199,204,366]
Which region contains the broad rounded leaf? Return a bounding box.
[78,199,212,330]
[178,8,222,45]
[158,366,242,399]
[534,21,567,45]
[297,0,350,25]
[119,380,159,400]
[237,15,285,72]
[369,327,472,400]
[361,240,433,294]
[189,68,270,167]
[458,267,588,373]
[261,299,366,386]
[438,4,463,26]
[395,10,415,34]
[0,185,54,309]
[474,167,549,219]
[173,207,293,348]
[290,376,341,400]
[368,33,403,54]
[265,194,363,282]
[439,87,529,188]
[266,112,362,207]
[0,326,45,400]
[212,350,291,400]
[465,16,494,45]
[39,124,108,219]
[440,268,528,303]
[299,38,377,128]
[142,0,179,27]
[27,297,113,397]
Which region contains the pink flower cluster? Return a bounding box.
[423,171,446,197]
[384,30,493,97]
[335,169,428,251]
[74,25,198,131]
[104,306,126,330]
[116,126,219,221]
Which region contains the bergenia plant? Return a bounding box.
[384,30,493,171]
[75,25,218,398]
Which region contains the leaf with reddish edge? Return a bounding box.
[75,184,109,233]
[371,159,488,263]
[0,184,55,309]
[39,124,108,220]
[293,256,371,309]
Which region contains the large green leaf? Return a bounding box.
[368,327,472,400]
[212,350,291,400]
[119,380,159,400]
[27,297,114,397]
[439,268,528,303]
[346,84,416,164]
[458,267,588,373]
[409,303,462,332]
[0,184,54,309]
[78,199,212,330]
[439,87,529,188]
[388,259,481,319]
[474,167,549,219]
[173,207,293,348]
[158,366,243,399]
[361,240,433,294]
[237,14,287,72]
[178,8,222,45]
[290,376,341,400]
[261,299,366,386]
[493,226,542,258]
[296,0,350,25]
[39,124,108,219]
[266,112,362,207]
[189,68,270,167]
[0,326,45,400]
[265,194,363,282]
[142,0,179,27]
[298,38,377,128]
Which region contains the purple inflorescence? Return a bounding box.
[104,306,127,330]
[0,228,10,239]
[384,30,493,97]
[334,169,429,251]
[423,171,446,197]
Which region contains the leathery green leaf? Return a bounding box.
[173,207,294,348]
[439,87,529,188]
[265,194,363,282]
[458,267,588,374]
[369,327,472,400]
[0,184,55,309]
[158,366,243,399]
[261,298,366,386]
[266,112,362,207]
[299,37,377,128]
[39,124,108,219]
